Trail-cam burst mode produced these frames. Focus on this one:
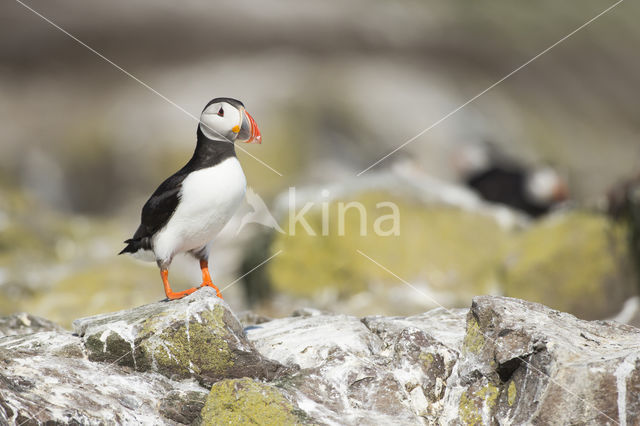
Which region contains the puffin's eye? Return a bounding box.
[217,107,224,117]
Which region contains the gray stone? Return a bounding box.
[73,286,286,386]
[247,298,640,425]
[0,313,64,338]
[0,288,286,424]
[246,308,467,424]
[439,296,640,425]
[0,329,207,425]
[2,294,639,424]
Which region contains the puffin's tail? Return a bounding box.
[119,238,150,256]
[119,239,138,255]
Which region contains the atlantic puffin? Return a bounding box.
[120,97,261,300]
[454,141,568,217]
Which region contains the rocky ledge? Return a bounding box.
[1,288,639,425]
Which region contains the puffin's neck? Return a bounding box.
[188,127,237,169]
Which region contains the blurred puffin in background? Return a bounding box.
[120,97,261,300]
[453,140,569,217]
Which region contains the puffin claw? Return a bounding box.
[200,281,223,299]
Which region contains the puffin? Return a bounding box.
[454,141,568,217]
[465,165,568,217]
[119,97,261,300]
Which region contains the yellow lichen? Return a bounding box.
[200,378,303,425]
[458,381,500,425]
[459,390,482,425]
[507,380,517,406]
[503,211,635,319]
[419,352,435,368]
[463,317,485,355]
[143,306,233,377]
[476,382,499,409]
[268,192,510,301]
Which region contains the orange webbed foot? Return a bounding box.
[199,259,223,299]
[161,269,198,300]
[165,287,198,300]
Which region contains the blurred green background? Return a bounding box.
[1,0,639,327]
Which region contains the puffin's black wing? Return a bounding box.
[465,167,548,217]
[119,172,188,255]
[466,167,525,207]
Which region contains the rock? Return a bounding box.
[0,288,288,424]
[439,296,640,425]
[245,173,637,321]
[2,293,639,424]
[606,173,640,293]
[246,307,467,424]
[503,211,637,319]
[159,390,208,424]
[246,296,640,425]
[610,296,640,329]
[257,174,517,317]
[236,310,273,326]
[201,378,308,425]
[268,193,511,301]
[73,286,286,386]
[0,312,63,337]
[0,328,208,424]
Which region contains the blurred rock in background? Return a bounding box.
[242,166,637,321]
[1,0,639,326]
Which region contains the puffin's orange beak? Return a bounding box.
[552,180,569,202]
[237,109,261,144]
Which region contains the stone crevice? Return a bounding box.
[1,293,640,424]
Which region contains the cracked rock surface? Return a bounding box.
[73,287,285,386]
[0,288,285,424]
[1,291,639,424]
[245,297,640,425]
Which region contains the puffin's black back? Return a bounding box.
[119,125,237,255]
[465,167,549,217]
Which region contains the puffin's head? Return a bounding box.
[199,97,261,144]
[525,166,569,206]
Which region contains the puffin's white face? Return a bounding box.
[199,100,261,144]
[525,167,568,205]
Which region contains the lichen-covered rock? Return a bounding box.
[2,294,640,424]
[73,287,286,386]
[267,191,512,312]
[0,326,208,424]
[200,378,308,425]
[244,175,638,322]
[439,296,640,425]
[234,169,528,318]
[503,211,637,319]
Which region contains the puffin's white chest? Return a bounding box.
[153,157,246,260]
